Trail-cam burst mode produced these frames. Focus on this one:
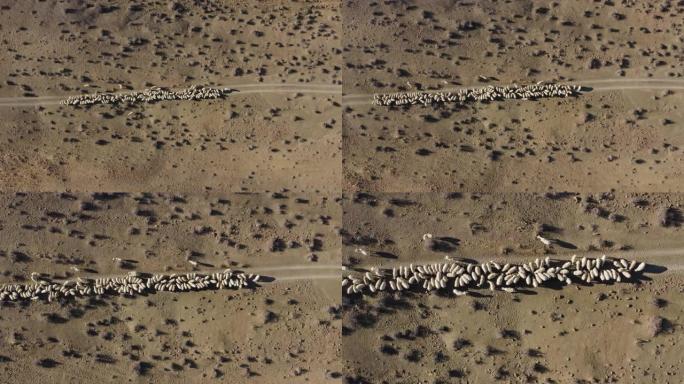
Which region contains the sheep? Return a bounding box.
[341,256,650,298]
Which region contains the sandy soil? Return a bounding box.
[343,0,682,94]
[1,280,341,383]
[343,275,682,383]
[0,0,341,193]
[342,0,683,193]
[0,92,341,193]
[0,192,341,285]
[0,1,344,382]
[344,87,683,192]
[342,192,684,267]
[341,192,683,383]
[0,192,342,382]
[2,1,683,383]
[0,1,341,97]
[338,0,684,375]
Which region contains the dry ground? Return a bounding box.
[0,191,342,382]
[342,275,682,383]
[344,87,683,192]
[0,280,341,383]
[341,192,684,383]
[0,0,342,193]
[342,192,684,267]
[0,192,340,282]
[2,1,684,383]
[342,0,683,192]
[1,0,341,97]
[0,92,341,193]
[343,0,682,94]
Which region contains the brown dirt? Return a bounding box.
[2,1,684,383]
[341,192,684,383]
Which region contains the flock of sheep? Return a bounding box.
[0,255,650,303]
[0,269,259,303]
[60,85,232,106]
[372,83,582,106]
[342,255,648,296]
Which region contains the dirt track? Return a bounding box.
[2,0,683,382]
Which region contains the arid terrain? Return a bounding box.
[0,192,342,382]
[0,0,342,192]
[344,84,683,192]
[2,281,340,383]
[0,1,344,382]
[342,0,683,192]
[2,1,683,383]
[1,1,341,97]
[343,0,682,95]
[342,192,684,266]
[339,3,684,378]
[343,275,682,383]
[0,192,340,279]
[341,192,683,383]
[0,90,341,193]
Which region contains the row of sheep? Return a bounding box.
[60,85,232,106]
[342,255,647,296]
[372,83,582,106]
[0,269,259,303]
